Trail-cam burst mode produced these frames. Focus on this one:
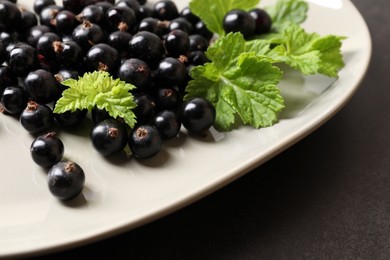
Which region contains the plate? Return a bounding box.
[0,0,371,258]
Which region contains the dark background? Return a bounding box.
[36,0,390,259]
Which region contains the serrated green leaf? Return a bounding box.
[265,0,308,32]
[54,71,137,128]
[268,24,345,77]
[187,46,284,131]
[189,0,260,36]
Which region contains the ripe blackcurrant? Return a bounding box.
[180,97,216,134]
[128,124,163,159]
[47,160,85,200]
[30,132,64,168]
[90,118,129,156]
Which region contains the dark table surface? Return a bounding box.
[35,0,389,259]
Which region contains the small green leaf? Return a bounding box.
[268,24,345,77]
[54,71,137,128]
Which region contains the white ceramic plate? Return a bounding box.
[0,0,371,258]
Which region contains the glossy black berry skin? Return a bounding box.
[1,86,29,115]
[76,4,105,25]
[223,9,256,39]
[8,44,39,77]
[156,57,187,87]
[155,87,180,111]
[24,69,60,104]
[34,0,56,15]
[115,0,140,19]
[153,0,178,21]
[47,160,85,200]
[164,29,190,58]
[17,9,38,34]
[153,110,181,140]
[137,17,165,37]
[26,25,52,47]
[20,101,54,134]
[0,41,5,64]
[72,21,106,51]
[129,31,164,67]
[30,132,64,168]
[189,50,209,66]
[132,93,156,124]
[36,32,62,60]
[249,8,272,35]
[53,40,83,68]
[0,65,18,95]
[128,124,163,159]
[118,58,151,89]
[39,5,64,30]
[106,5,136,32]
[0,1,21,32]
[107,31,132,58]
[168,17,193,34]
[189,34,209,52]
[179,6,199,25]
[180,97,216,134]
[194,20,213,40]
[85,43,119,73]
[90,118,128,156]
[54,10,78,35]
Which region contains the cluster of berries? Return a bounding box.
[0,0,218,200]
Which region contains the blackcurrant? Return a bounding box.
[106,5,136,32]
[20,100,54,134]
[249,8,272,35]
[72,20,106,51]
[107,31,132,58]
[164,29,190,58]
[1,86,29,115]
[53,10,79,34]
[180,97,216,134]
[24,69,61,104]
[153,0,178,21]
[133,92,156,124]
[128,124,163,159]
[26,25,52,47]
[223,9,256,39]
[84,43,119,73]
[76,4,105,25]
[156,57,187,87]
[53,40,83,68]
[152,110,181,140]
[47,160,85,200]
[129,31,164,67]
[33,0,56,15]
[118,58,151,90]
[30,132,64,168]
[90,118,128,156]
[0,1,21,32]
[8,43,39,77]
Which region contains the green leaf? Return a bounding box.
[268,24,345,77]
[54,71,137,128]
[205,32,272,69]
[189,0,260,36]
[186,34,284,131]
[265,0,309,32]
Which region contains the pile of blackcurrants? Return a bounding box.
[0,0,219,200]
[0,0,272,200]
